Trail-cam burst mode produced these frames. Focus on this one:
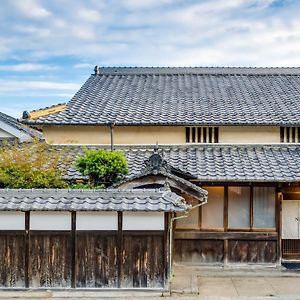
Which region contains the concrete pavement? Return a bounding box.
[171,264,300,298]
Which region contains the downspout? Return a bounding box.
[110,123,115,151]
[168,196,208,292]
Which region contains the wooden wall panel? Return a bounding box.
[29,233,71,288]
[174,239,224,264]
[0,234,25,287]
[76,233,118,288]
[228,240,277,263]
[122,234,164,288]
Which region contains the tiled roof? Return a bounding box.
[25,67,300,126]
[55,144,300,182]
[0,111,42,140]
[0,188,189,212]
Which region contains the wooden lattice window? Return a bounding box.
[282,240,300,258]
[186,127,219,143]
[280,127,300,143]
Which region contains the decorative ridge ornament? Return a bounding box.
[141,146,171,175]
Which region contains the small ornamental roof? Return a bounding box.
[54,144,300,183]
[0,188,189,212]
[116,148,208,202]
[23,66,300,126]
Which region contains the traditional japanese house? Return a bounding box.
[22,66,300,266]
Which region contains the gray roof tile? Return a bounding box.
[25,67,300,126]
[0,188,188,212]
[55,144,300,182]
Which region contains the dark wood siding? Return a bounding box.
[0,234,25,287]
[228,240,277,263]
[174,239,224,264]
[122,234,165,288]
[76,232,118,288]
[174,235,278,264]
[29,233,71,288]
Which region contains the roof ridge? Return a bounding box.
[21,103,66,121]
[29,103,66,113]
[94,66,300,75]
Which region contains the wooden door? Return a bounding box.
[282,200,300,259]
[282,200,299,239]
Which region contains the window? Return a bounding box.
[280,127,300,143]
[186,127,219,143]
[253,187,276,228]
[175,186,276,232]
[228,187,250,229]
[201,187,224,229]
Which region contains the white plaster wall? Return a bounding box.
[123,212,165,230]
[76,212,118,230]
[219,126,280,143]
[0,212,25,230]
[30,211,71,230]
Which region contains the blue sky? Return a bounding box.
[0,0,300,117]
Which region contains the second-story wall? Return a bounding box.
[43,125,185,144]
[43,126,110,144]
[219,126,280,143]
[42,125,282,145]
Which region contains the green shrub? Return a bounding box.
[76,149,128,188]
[0,141,66,188]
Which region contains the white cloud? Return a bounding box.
[74,63,94,69]
[14,25,51,37]
[13,0,51,19]
[123,0,172,9]
[71,26,96,41]
[0,80,80,93]
[1,0,300,67]
[77,9,101,22]
[0,63,58,72]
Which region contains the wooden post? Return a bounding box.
[25,211,30,288]
[71,212,76,288]
[224,186,228,231]
[224,187,229,264]
[117,212,123,288]
[250,186,254,231]
[277,192,283,264]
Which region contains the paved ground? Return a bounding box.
[171,264,300,298]
[0,265,300,299]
